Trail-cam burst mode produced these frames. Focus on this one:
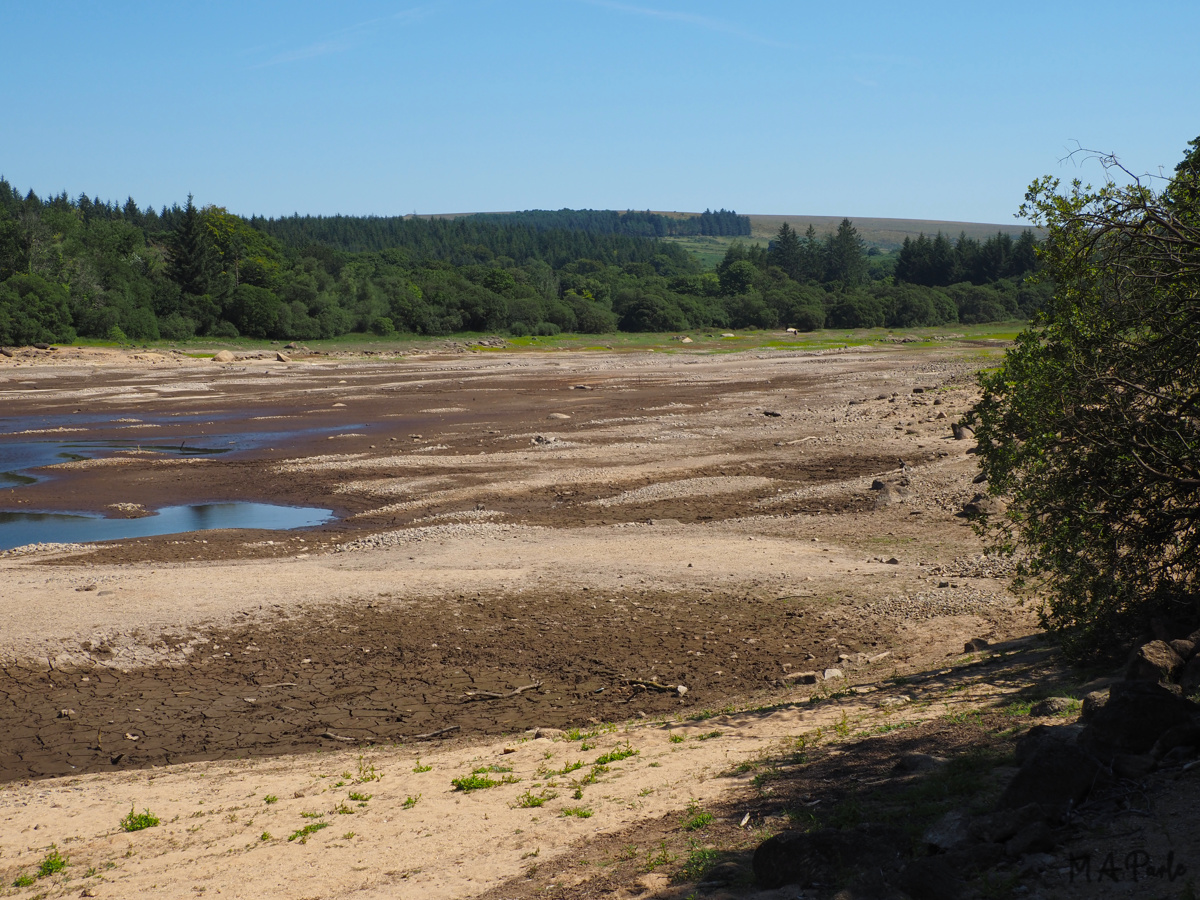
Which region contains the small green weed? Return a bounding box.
[833,712,851,737]
[560,806,593,818]
[36,846,67,878]
[263,794,279,804]
[412,760,432,773]
[679,843,719,882]
[645,841,677,871]
[343,831,356,840]
[120,806,161,832]
[403,794,422,809]
[260,832,272,841]
[348,791,372,802]
[668,734,685,744]
[354,757,379,783]
[549,760,584,776]
[694,731,722,741]
[12,873,35,887]
[299,811,324,819]
[334,803,354,815]
[452,773,517,792]
[681,800,713,831]
[515,789,557,808]
[594,743,638,765]
[287,822,329,843]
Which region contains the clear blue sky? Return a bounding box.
[5,1,1199,224]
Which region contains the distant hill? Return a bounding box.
[745,215,1037,251]
[414,210,1036,252]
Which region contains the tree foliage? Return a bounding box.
[969,137,1200,658]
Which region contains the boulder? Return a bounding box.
[1169,639,1196,661]
[1031,697,1078,717]
[275,351,290,362]
[1181,655,1200,693]
[1081,680,1199,760]
[964,637,990,652]
[212,350,235,362]
[1005,821,1056,858]
[1013,724,1083,765]
[1150,721,1200,759]
[951,422,975,440]
[752,829,858,889]
[823,668,844,681]
[1127,640,1185,683]
[1081,689,1109,723]
[960,493,1004,518]
[997,741,1101,818]
[923,809,971,852]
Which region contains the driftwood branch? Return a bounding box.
[414,725,461,740]
[318,731,356,742]
[463,682,542,701]
[622,677,679,693]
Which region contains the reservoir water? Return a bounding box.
[0,503,334,551]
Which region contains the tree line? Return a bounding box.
[0,179,1041,346]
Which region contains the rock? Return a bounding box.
[1081,689,1109,723]
[1005,821,1056,858]
[823,668,844,681]
[784,671,819,684]
[33,342,51,350]
[531,434,557,445]
[885,557,899,565]
[284,342,300,349]
[0,347,13,357]
[1170,639,1197,661]
[752,829,858,889]
[76,583,98,592]
[57,709,76,719]
[951,422,974,440]
[276,351,290,362]
[1081,680,1199,760]
[893,753,946,775]
[964,637,990,652]
[873,482,909,508]
[1181,655,1200,692]
[680,336,693,343]
[1127,640,1185,683]
[763,410,782,417]
[912,387,926,394]
[997,741,1101,818]
[532,727,566,740]
[923,809,971,852]
[1031,697,1078,717]
[721,333,735,338]
[960,493,1004,518]
[547,413,571,419]
[1150,721,1200,759]
[1111,752,1157,779]
[212,349,235,362]
[1013,724,1083,765]
[893,855,964,900]
[969,803,1046,844]
[702,860,742,884]
[676,685,688,696]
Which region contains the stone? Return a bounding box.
[893,856,964,900]
[1081,680,1199,760]
[680,336,693,343]
[961,493,1004,518]
[275,352,290,362]
[951,422,974,440]
[1181,655,1200,692]
[1031,697,1078,717]
[1112,753,1157,779]
[57,709,76,719]
[547,413,571,419]
[1127,640,1185,683]
[763,410,782,417]
[1013,724,1083,765]
[1005,821,1056,858]
[1170,639,1196,661]
[997,741,1101,818]
[752,829,858,889]
[784,671,819,684]
[893,753,946,775]
[212,350,234,362]
[823,668,844,681]
[969,803,1046,844]
[531,435,557,445]
[1150,721,1200,759]
[1081,689,1109,723]
[923,809,971,852]
[964,637,990,652]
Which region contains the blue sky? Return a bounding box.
[5,1,1199,224]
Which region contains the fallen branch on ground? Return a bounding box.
[414,725,461,740]
[463,682,542,701]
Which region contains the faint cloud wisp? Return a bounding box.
[580,0,792,49]
[253,5,432,68]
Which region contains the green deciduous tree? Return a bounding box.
[969,137,1200,658]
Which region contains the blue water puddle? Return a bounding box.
[0,425,365,486]
[0,503,334,551]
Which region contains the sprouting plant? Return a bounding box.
[37,846,68,878]
[334,802,354,815]
[514,789,557,808]
[594,743,638,765]
[412,760,432,773]
[694,730,723,741]
[403,794,421,809]
[288,822,329,843]
[681,800,713,831]
[300,811,324,819]
[354,757,379,783]
[120,806,161,832]
[12,874,35,887]
[263,794,279,804]
[343,831,356,840]
[260,831,272,841]
[668,734,685,744]
[645,841,677,871]
[560,806,593,818]
[348,791,372,803]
